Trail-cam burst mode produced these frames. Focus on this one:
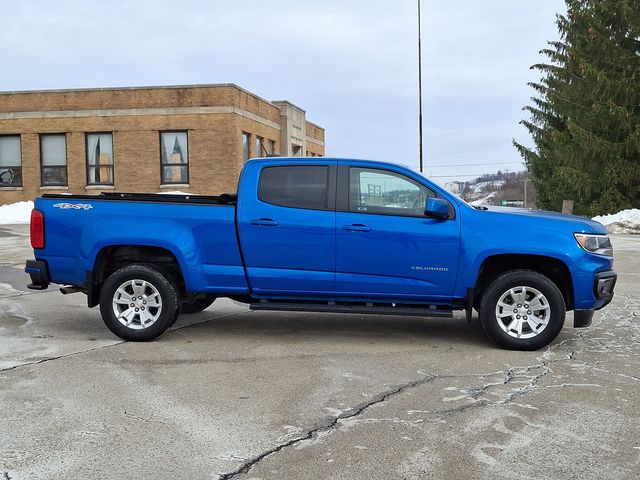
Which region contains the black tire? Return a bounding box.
[479,269,566,351]
[99,264,180,341]
[181,296,216,314]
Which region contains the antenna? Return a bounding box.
[417,0,424,173]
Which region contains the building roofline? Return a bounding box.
[0,83,281,110]
[305,120,325,131]
[271,100,306,113]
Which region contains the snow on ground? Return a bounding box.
[0,201,33,225]
[593,209,640,234]
[470,192,496,206]
[469,179,505,195]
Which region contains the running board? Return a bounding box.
[249,301,453,318]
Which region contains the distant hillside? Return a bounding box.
[452,171,535,207]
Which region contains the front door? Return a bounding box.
[238,161,336,295]
[335,165,460,300]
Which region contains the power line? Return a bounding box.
[428,141,506,158]
[429,173,501,178]
[428,161,524,168]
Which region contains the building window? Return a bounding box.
[269,140,276,156]
[86,133,114,185]
[242,132,250,162]
[40,134,68,186]
[0,135,22,188]
[256,136,265,157]
[160,131,189,184]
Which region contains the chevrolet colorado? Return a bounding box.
[25,157,616,350]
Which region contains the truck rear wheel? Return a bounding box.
[479,270,565,350]
[99,264,180,341]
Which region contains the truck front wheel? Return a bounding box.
[479,270,566,350]
[99,264,180,341]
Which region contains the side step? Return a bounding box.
[249,300,453,318]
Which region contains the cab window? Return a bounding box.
[259,165,329,210]
[348,167,435,217]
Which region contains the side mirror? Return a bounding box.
[424,197,449,220]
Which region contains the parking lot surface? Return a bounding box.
[1,224,639,479]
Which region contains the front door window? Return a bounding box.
[349,167,435,217]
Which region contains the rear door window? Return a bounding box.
[259,165,329,210]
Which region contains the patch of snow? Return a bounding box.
[469,179,505,195]
[0,201,33,224]
[592,209,640,234]
[470,192,496,206]
[157,190,193,195]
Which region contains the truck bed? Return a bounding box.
[34,192,248,294]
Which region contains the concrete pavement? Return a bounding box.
[1,225,638,479]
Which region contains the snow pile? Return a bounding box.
[592,209,640,234]
[0,201,33,225]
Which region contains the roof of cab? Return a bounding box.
[245,156,414,170]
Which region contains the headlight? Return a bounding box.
[574,233,613,257]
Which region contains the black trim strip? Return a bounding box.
[42,192,237,205]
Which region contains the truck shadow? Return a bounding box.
[171,308,494,349]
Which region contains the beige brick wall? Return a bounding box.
[0,84,324,204]
[305,121,325,157]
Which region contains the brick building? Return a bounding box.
[0,84,325,204]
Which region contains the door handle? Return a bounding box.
[343,224,371,232]
[250,218,279,226]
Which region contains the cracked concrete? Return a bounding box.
[1,225,639,479]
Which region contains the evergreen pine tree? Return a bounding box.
[515,0,640,215]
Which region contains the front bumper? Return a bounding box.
[25,259,50,290]
[573,270,617,328]
[594,270,616,308]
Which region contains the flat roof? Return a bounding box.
[0,83,276,111]
[0,83,324,128]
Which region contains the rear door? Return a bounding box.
[237,160,337,295]
[335,164,460,299]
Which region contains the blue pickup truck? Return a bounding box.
[25,157,616,350]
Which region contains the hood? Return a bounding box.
[480,206,608,234]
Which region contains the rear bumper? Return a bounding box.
[573,270,617,328]
[25,260,50,290]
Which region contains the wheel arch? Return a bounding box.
[88,244,186,307]
[474,254,574,311]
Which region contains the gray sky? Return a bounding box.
[1,0,566,184]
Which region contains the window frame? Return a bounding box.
[85,132,114,186]
[337,165,453,219]
[0,134,23,188]
[257,164,336,211]
[242,132,251,162]
[255,136,265,157]
[159,131,190,185]
[39,133,68,187]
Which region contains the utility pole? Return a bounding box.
[417,0,424,173]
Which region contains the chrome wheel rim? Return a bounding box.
[495,286,550,339]
[112,279,162,330]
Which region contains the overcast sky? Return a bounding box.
[1,0,566,184]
